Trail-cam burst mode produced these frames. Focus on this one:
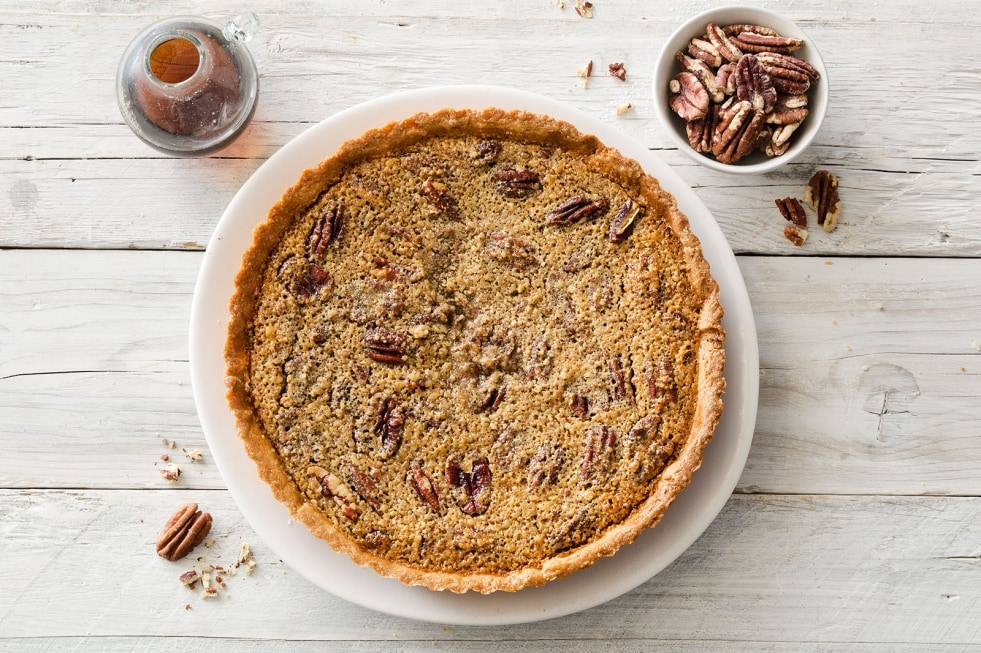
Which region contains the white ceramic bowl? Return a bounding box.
[652,6,828,175]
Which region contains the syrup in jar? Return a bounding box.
[116,14,259,156]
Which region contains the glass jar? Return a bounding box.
[116,13,260,156]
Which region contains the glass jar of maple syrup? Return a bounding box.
[116,14,260,156]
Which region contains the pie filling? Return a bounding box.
[225,109,725,593]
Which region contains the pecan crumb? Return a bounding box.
[159,462,181,483]
[783,224,808,247]
[615,101,633,115]
[608,61,626,81]
[574,0,593,18]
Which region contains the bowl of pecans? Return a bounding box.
[652,6,828,174]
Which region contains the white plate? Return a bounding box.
[189,85,759,626]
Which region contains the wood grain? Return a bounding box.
[3,251,980,494]
[2,0,981,648]
[3,489,981,647]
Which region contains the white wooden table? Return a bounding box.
[3,1,980,649]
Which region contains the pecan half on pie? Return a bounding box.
[224,108,726,593]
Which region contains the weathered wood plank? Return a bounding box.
[2,250,981,494]
[0,6,978,255]
[2,489,981,646]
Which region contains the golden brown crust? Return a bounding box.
[224,108,725,594]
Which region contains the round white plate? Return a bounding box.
[189,85,759,626]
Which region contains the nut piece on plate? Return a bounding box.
[156,503,213,561]
[805,170,842,232]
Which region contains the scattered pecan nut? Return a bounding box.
[608,61,626,81]
[805,170,842,232]
[483,231,539,269]
[775,196,807,228]
[783,224,808,246]
[156,503,212,561]
[343,462,382,511]
[293,262,332,299]
[528,443,565,489]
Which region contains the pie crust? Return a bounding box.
[224,108,725,594]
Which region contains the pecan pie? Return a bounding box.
[224,108,725,593]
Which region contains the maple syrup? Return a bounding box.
[148,37,201,85]
[116,14,259,156]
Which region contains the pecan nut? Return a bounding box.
[343,462,381,511]
[544,196,610,226]
[472,140,502,165]
[310,467,359,521]
[729,29,804,55]
[735,54,777,113]
[156,503,213,561]
[765,121,801,157]
[421,179,460,219]
[712,100,766,164]
[363,327,407,365]
[445,455,492,516]
[483,231,539,269]
[756,52,819,94]
[767,94,809,125]
[609,198,642,243]
[373,397,404,459]
[309,201,344,259]
[686,104,720,154]
[783,224,808,246]
[491,167,542,198]
[705,22,744,62]
[293,262,332,300]
[676,52,724,103]
[668,21,819,163]
[688,37,722,67]
[580,424,616,481]
[529,443,565,489]
[408,460,442,512]
[805,170,842,232]
[775,196,807,228]
[669,71,710,122]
